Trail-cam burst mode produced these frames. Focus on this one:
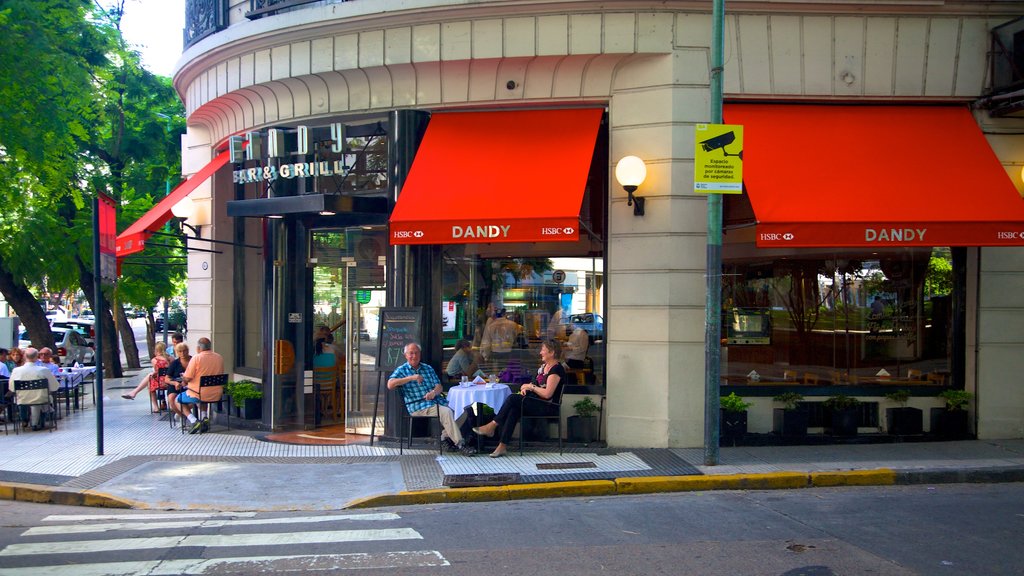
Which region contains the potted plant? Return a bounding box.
[772,392,808,437]
[567,396,601,444]
[885,389,922,436]
[931,389,972,439]
[824,394,861,436]
[227,380,263,420]
[720,392,751,446]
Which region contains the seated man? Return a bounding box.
[178,337,225,434]
[445,340,479,381]
[388,342,469,454]
[11,347,59,430]
[36,348,61,375]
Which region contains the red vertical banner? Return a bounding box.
[98,193,118,283]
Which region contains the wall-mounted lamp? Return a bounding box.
[615,156,647,216]
[171,195,200,237]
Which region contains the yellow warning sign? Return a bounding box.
[694,124,743,194]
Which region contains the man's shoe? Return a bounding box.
[441,437,458,452]
[188,420,202,434]
[200,418,210,433]
[459,444,477,456]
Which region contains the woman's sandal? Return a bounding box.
[121,394,134,400]
[472,425,494,438]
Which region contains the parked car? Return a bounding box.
[18,327,94,366]
[570,313,604,343]
[52,320,96,347]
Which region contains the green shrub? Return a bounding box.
[573,397,601,418]
[938,389,971,411]
[824,394,860,411]
[772,392,804,411]
[226,380,263,401]
[884,389,911,407]
[720,392,751,413]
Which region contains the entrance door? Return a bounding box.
[310,227,386,433]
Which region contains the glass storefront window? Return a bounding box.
[721,247,956,388]
[440,249,604,388]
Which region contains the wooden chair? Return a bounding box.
[313,365,338,422]
[803,372,820,385]
[519,384,565,455]
[927,372,946,386]
[829,371,843,385]
[907,369,922,380]
[195,374,228,434]
[397,390,442,455]
[14,379,56,432]
[783,370,798,381]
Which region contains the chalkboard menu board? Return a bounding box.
[375,307,423,372]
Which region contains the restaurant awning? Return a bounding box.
[388,108,603,245]
[115,149,231,258]
[724,104,1024,248]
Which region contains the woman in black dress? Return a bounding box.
[472,339,564,458]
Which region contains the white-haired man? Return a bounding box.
[388,342,467,454]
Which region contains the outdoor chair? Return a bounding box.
[195,374,228,434]
[313,365,339,423]
[397,390,442,455]
[518,383,565,455]
[152,367,169,415]
[14,379,56,432]
[0,377,11,435]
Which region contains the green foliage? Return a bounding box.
[720,392,752,413]
[772,392,804,411]
[824,394,861,411]
[226,380,263,401]
[572,397,601,418]
[884,389,911,407]
[938,389,972,411]
[925,252,953,297]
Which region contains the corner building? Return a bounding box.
[161,0,1024,446]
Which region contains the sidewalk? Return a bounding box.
[1,369,1022,511]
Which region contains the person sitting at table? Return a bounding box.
[164,342,192,423]
[472,339,565,458]
[11,347,59,431]
[9,347,25,369]
[563,322,590,369]
[120,342,172,412]
[388,342,469,454]
[445,340,479,382]
[36,348,61,376]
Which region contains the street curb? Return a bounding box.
[345,470,894,509]
[0,482,140,509]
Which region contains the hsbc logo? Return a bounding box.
[542,227,572,236]
[413,231,424,238]
[760,232,794,242]
[997,231,1024,240]
[393,230,415,239]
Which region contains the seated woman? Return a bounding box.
[472,339,564,458]
[164,342,192,423]
[121,342,171,411]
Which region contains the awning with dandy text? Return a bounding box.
[389,108,603,245]
[116,149,231,258]
[724,104,1024,248]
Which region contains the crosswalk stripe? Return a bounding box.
[42,512,258,522]
[25,512,401,536]
[0,528,422,557]
[0,550,449,575]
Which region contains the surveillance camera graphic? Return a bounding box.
[699,131,743,160]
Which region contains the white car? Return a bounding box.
[18,327,95,366]
[52,320,96,347]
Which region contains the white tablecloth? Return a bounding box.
[447,383,512,419]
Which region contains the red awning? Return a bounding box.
[389,108,603,245]
[724,104,1024,247]
[116,149,231,258]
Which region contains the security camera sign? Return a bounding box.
[694,123,743,194]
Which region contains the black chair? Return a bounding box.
[152,367,169,415]
[518,383,564,455]
[194,374,228,434]
[398,390,442,455]
[14,378,56,432]
[0,378,11,435]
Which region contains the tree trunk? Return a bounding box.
[0,261,55,349]
[116,300,140,368]
[145,312,156,357]
[77,258,123,378]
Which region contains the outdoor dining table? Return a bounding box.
[56,366,96,412]
[446,382,512,420]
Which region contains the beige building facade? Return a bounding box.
[168,0,1024,446]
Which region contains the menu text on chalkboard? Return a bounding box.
[376,307,423,372]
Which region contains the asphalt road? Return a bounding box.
[0,483,1020,575]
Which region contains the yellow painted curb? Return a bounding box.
[0,484,14,501]
[810,469,897,487]
[0,482,136,509]
[507,480,616,501]
[617,472,809,494]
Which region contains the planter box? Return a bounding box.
[720,409,748,446]
[828,408,859,436]
[886,407,923,435]
[239,398,262,420]
[930,408,969,439]
[773,408,809,437]
[567,415,599,444]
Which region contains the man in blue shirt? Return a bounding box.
[388,342,465,452]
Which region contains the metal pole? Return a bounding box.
[163,299,169,346]
[704,0,726,466]
[92,198,104,456]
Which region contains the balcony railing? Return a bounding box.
[184,0,228,49]
[247,0,325,20]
